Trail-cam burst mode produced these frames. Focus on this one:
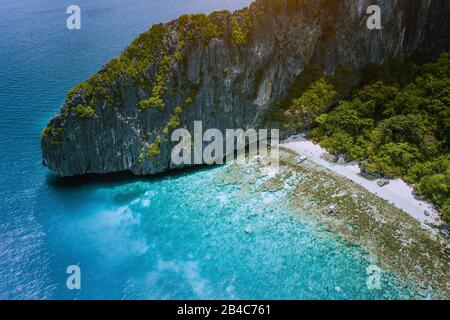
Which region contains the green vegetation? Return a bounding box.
[138,55,171,111]
[282,78,337,132]
[296,53,450,220]
[137,83,197,164]
[42,125,63,137]
[67,24,168,108]
[41,125,64,144]
[178,14,224,42]
[183,86,199,108]
[64,9,252,116]
[162,114,181,134]
[243,10,254,32]
[231,17,247,46]
[137,16,209,113]
[41,125,54,138]
[147,136,161,159]
[75,104,96,118]
[264,63,353,125]
[174,106,183,114]
[443,200,450,221]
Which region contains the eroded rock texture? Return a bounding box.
[41,0,449,176]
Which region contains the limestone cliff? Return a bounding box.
[41,0,449,177]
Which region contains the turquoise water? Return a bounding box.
[0,0,414,299]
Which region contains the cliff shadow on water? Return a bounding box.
[45,163,220,190]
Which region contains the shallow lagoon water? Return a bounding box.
[35,166,414,299]
[0,0,417,299]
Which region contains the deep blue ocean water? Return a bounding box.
[0,0,416,299]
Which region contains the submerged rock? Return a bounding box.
[244,226,253,234]
[360,162,385,180]
[327,204,338,213]
[377,180,390,187]
[321,152,338,163]
[336,155,346,166]
[296,155,307,163]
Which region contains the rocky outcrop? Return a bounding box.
[41,0,449,177]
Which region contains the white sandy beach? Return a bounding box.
[282,134,443,229]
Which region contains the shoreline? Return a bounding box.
[222,149,450,298]
[281,134,444,230]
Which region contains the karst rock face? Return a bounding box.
[41,0,449,177]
